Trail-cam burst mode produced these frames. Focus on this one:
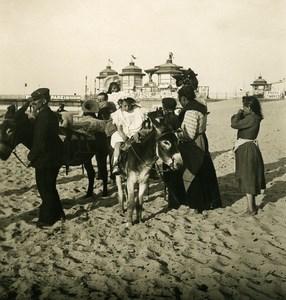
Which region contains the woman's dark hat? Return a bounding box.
[31,88,50,100]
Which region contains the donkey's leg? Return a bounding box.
[137,180,147,223]
[95,152,109,197]
[126,175,136,226]
[83,159,95,198]
[115,175,124,212]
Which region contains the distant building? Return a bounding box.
[145,53,183,89]
[120,61,145,92]
[96,65,118,92]
[250,75,271,98]
[94,54,211,102]
[250,75,284,99]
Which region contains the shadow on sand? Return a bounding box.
[0,184,37,197]
[0,185,119,229]
[218,157,286,208]
[210,148,233,161]
[1,157,285,229]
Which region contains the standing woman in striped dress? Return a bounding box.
[231,95,266,215]
[176,84,222,213]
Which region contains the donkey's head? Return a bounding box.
[0,101,33,160]
[149,116,183,170]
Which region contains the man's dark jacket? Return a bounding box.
[28,106,63,168]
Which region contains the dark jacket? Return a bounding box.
[28,106,63,168]
[231,111,261,140]
[178,99,207,125]
[163,111,180,130]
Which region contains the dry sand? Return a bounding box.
[0,99,285,299]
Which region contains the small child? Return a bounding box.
[107,82,127,109]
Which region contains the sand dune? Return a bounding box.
[1,99,286,299]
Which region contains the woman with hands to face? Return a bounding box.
[231,95,266,215]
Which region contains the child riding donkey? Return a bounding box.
[110,97,145,176]
[109,97,184,226]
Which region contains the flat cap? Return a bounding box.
[162,97,177,110]
[31,88,50,100]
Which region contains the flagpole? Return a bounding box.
[131,55,137,62]
[24,83,27,99]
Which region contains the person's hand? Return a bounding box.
[175,128,184,140]
[26,159,32,167]
[133,132,140,143]
[175,128,183,134]
[26,97,33,104]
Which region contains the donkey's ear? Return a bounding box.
[17,99,32,114]
[148,116,166,136]
[148,113,160,128]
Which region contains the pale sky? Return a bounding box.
[0,0,285,96]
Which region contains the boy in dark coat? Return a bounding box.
[161,98,187,209]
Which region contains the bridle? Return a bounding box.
[128,129,180,174]
[12,148,29,168]
[1,116,31,168]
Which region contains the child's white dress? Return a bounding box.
[110,107,144,148]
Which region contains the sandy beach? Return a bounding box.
[0,98,285,299]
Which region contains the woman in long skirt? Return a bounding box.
[177,85,221,213]
[231,95,266,215]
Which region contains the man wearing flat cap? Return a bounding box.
[27,88,65,227]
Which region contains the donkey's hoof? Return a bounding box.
[125,222,132,228]
[84,193,93,199]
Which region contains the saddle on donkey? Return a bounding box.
[58,116,107,173]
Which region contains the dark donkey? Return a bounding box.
[0,101,109,198]
[116,116,183,226]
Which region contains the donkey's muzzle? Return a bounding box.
[0,143,12,160]
[169,153,184,170]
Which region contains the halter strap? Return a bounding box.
[12,149,29,168]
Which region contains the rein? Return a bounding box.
[129,142,175,175]
[12,148,29,168]
[129,143,156,170]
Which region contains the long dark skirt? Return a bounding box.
[179,141,221,212]
[163,164,187,209]
[186,153,222,212]
[235,142,266,195]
